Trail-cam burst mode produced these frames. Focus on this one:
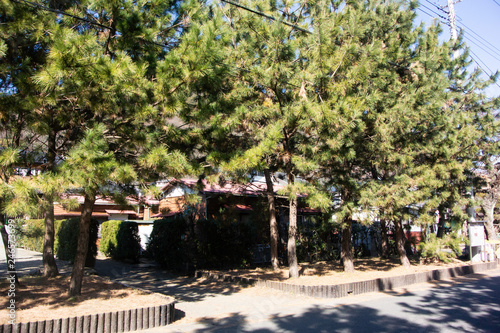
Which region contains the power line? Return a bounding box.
[462,34,500,63]
[493,0,500,8]
[416,7,449,26]
[468,49,500,90]
[457,20,500,56]
[11,0,112,30]
[220,0,311,34]
[425,0,448,14]
[10,0,172,49]
[418,1,449,21]
[426,1,500,90]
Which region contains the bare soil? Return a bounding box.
[211,257,470,286]
[0,275,170,325]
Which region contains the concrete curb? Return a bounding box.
[195,261,498,298]
[0,300,175,333]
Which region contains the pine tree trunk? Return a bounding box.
[481,194,498,241]
[394,220,410,268]
[288,196,299,278]
[341,218,354,273]
[436,209,445,238]
[380,219,389,259]
[0,214,19,285]
[43,203,58,277]
[264,169,279,271]
[69,194,95,296]
[43,128,59,276]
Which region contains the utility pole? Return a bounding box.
[447,0,460,41]
[446,0,462,59]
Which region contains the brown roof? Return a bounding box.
[162,178,287,197]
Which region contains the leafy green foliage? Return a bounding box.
[15,219,52,252]
[418,233,464,263]
[15,217,98,266]
[100,220,141,262]
[56,218,98,267]
[147,214,254,272]
[147,215,190,272]
[195,218,254,270]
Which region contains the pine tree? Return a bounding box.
[0,0,53,278]
[202,0,310,278]
[60,125,135,295]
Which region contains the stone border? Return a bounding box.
[0,300,175,333]
[196,261,498,299]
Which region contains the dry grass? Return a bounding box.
[211,258,469,286]
[0,275,170,324]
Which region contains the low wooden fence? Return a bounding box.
[0,299,175,333]
[196,261,498,299]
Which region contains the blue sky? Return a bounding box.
[416,0,500,98]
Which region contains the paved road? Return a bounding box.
[93,256,500,333]
[3,248,500,332]
[139,270,500,333]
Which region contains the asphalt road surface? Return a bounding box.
[2,248,499,333]
[141,269,500,333]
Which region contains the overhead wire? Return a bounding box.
[468,49,500,90]
[220,0,311,34]
[10,0,172,49]
[11,0,112,30]
[462,35,500,63]
[418,1,449,21]
[421,0,500,89]
[423,0,500,59]
[456,20,500,58]
[416,7,449,26]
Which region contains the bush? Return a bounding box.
[195,218,253,269]
[56,217,98,267]
[147,215,190,271]
[100,220,141,262]
[418,233,464,263]
[16,219,45,252]
[15,217,98,267]
[147,215,254,272]
[16,219,63,253]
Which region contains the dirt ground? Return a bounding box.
[0,275,170,325]
[211,257,470,286]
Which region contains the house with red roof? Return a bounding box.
[54,195,142,222]
[154,177,322,225]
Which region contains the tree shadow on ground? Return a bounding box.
[161,273,500,332]
[0,275,133,311]
[397,274,500,332]
[94,258,253,303]
[184,304,439,333]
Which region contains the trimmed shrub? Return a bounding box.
[195,218,253,270]
[56,217,98,267]
[147,215,254,272]
[100,220,141,262]
[147,215,189,271]
[100,220,120,256]
[16,219,63,253]
[16,219,45,252]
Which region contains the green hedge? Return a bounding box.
[147,215,254,272]
[100,220,141,262]
[15,218,98,267]
[195,218,253,269]
[56,217,98,267]
[147,215,189,271]
[16,219,48,252]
